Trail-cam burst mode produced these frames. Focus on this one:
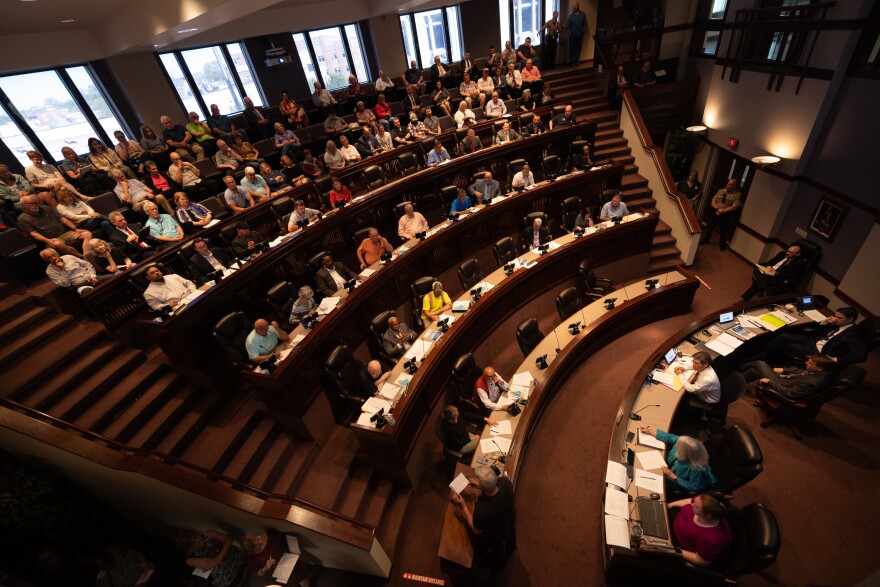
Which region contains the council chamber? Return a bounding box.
[0,1,878,586]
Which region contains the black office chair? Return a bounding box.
[519,112,534,130]
[368,309,396,362]
[271,196,295,232]
[755,365,866,439]
[457,258,484,290]
[542,155,562,180]
[678,503,780,586]
[128,261,171,295]
[523,211,548,229]
[324,344,369,417]
[577,260,613,301]
[362,165,386,191]
[397,152,421,176]
[551,105,566,119]
[492,236,516,267]
[439,185,459,213]
[450,352,488,417]
[353,227,372,248]
[516,318,544,357]
[307,250,330,273]
[454,127,470,152]
[212,311,254,369]
[560,196,581,232]
[176,239,197,268]
[394,201,414,219]
[601,188,620,206]
[567,140,589,170]
[218,223,239,249]
[703,425,764,496]
[411,275,437,329]
[420,137,437,156]
[265,281,296,324]
[507,158,527,185]
[689,372,748,432]
[555,287,584,321]
[313,175,334,210]
[200,196,230,221]
[435,415,467,471]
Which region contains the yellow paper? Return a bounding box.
[760,313,787,328]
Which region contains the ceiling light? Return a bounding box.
[178,28,198,33]
[686,125,707,134]
[60,18,74,22]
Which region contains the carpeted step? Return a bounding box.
[88,369,186,434]
[0,304,55,347]
[376,488,413,561]
[141,391,214,451]
[0,294,39,325]
[247,434,315,495]
[652,232,677,248]
[272,439,319,496]
[649,244,682,265]
[0,313,76,370]
[335,466,374,519]
[595,127,624,140]
[177,408,263,472]
[357,477,394,528]
[621,174,648,190]
[295,425,360,509]
[227,419,284,483]
[102,378,187,441]
[594,135,628,150]
[8,329,113,402]
[52,351,154,423]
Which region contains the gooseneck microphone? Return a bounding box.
[630,404,660,421]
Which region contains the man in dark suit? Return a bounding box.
[741,244,807,300]
[430,55,452,87]
[741,355,834,401]
[757,307,867,368]
[523,114,546,137]
[458,128,482,155]
[522,217,551,250]
[188,237,233,285]
[107,211,154,261]
[315,253,358,296]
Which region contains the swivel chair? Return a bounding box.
[457,258,484,290]
[516,317,544,357]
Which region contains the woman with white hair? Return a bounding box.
[639,425,716,493]
[289,285,317,325]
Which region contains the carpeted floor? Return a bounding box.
[377,241,880,587]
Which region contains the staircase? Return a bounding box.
[0,287,413,563]
[547,66,682,272]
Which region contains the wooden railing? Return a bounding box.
[594,27,663,67]
[630,79,701,135]
[619,89,701,265]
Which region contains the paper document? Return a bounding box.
[804,309,826,322]
[638,430,666,450]
[396,246,411,255]
[705,332,744,356]
[634,469,664,493]
[636,450,667,471]
[605,461,628,489]
[359,268,376,278]
[285,535,301,554]
[449,472,470,495]
[604,486,630,520]
[510,372,534,398]
[192,568,212,579]
[771,310,797,324]
[452,300,471,312]
[318,296,341,315]
[404,339,432,361]
[269,235,288,247]
[377,383,399,401]
[393,373,412,388]
[547,241,561,251]
[651,371,682,391]
[272,552,300,581]
[439,313,456,326]
[489,419,513,436]
[759,313,787,330]
[473,281,495,294]
[356,397,391,427]
[181,290,204,304]
[605,515,631,549]
[203,219,221,228]
[423,328,443,341]
[480,436,511,455]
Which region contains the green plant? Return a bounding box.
[665,129,701,182]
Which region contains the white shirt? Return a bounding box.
[681,366,721,404]
[143,274,195,310]
[324,149,345,168]
[326,266,347,289]
[340,144,360,163]
[477,375,511,410]
[454,108,475,129]
[477,77,495,92]
[200,252,225,272]
[485,99,507,117]
[512,171,535,187]
[816,323,852,352]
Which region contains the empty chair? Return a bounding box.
[218,223,239,249]
[410,275,436,328]
[397,152,421,176]
[313,175,334,208]
[703,425,764,495]
[450,352,487,417]
[542,155,562,179]
[457,258,484,290]
[492,236,516,267]
[560,196,581,232]
[556,286,584,321]
[324,345,369,416]
[265,281,296,323]
[362,165,386,191]
[193,158,221,182]
[516,317,543,357]
[212,311,254,367]
[353,227,372,248]
[755,365,867,439]
[199,196,229,221]
[577,259,613,300]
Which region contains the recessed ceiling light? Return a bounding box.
[178,28,198,33]
[60,18,74,23]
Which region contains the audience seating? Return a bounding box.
[200,197,230,221]
[410,276,436,330]
[88,192,126,217]
[212,311,255,369]
[457,258,484,290]
[450,352,488,417]
[194,158,222,183]
[438,116,455,131]
[555,286,584,321]
[577,260,613,300]
[0,228,42,285]
[755,365,866,439]
[362,165,386,191]
[516,317,543,357]
[323,344,368,422]
[492,236,517,267]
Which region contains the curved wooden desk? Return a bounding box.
[601,295,814,583]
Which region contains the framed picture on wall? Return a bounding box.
[809,197,847,242]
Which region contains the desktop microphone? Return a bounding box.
[504,262,515,276]
[438,317,450,332]
[630,404,660,421]
[297,219,309,229]
[380,251,392,263]
[568,321,582,335]
[448,212,460,223]
[604,297,617,310]
[470,287,482,301]
[415,231,426,241]
[344,279,357,293]
[535,354,549,370]
[491,439,507,464]
[552,328,562,354]
[403,357,419,374]
[538,244,549,256]
[644,278,659,292]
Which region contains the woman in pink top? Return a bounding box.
[668,494,732,567]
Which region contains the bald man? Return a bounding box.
[474,366,511,410]
[245,318,290,363]
[357,359,392,399]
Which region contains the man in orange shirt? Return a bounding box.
[356,227,393,269]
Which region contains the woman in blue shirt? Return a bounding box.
[639,425,716,493]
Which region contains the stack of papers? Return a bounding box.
[404,339,432,361]
[705,332,745,356]
[480,436,511,455]
[605,460,628,489]
[604,486,630,520]
[317,296,342,315]
[547,241,561,251]
[377,383,399,401]
[510,372,534,399]
[605,515,631,549]
[452,300,471,312]
[356,397,391,427]
[489,420,513,436]
[181,290,204,304]
[359,268,376,279]
[473,281,495,294]
[393,373,411,388]
[759,313,788,330]
[651,370,685,391]
[423,328,443,341]
[804,309,826,322]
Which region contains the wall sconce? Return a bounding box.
[751,155,781,167]
[686,125,708,135]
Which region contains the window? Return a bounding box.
[292,24,371,91]
[499,0,558,50]
[0,67,129,166]
[399,6,465,68]
[158,43,264,118]
[690,0,729,57]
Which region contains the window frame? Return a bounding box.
[291,23,371,91]
[499,0,559,51]
[399,4,464,68]
[689,0,730,58]
[157,42,265,119]
[0,64,130,166]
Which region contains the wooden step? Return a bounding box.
[376,488,413,560]
[142,391,213,451]
[358,477,394,528]
[0,293,37,322]
[277,440,320,496]
[9,331,114,402]
[595,127,624,140]
[89,370,186,434]
[234,421,285,484]
[0,313,76,370]
[295,425,360,510]
[248,435,315,494]
[102,379,186,441]
[0,303,50,346]
[335,466,374,519]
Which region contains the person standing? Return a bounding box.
[701,178,741,251]
[565,2,588,66]
[540,10,561,70]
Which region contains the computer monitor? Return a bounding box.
[719,311,734,325]
[664,348,677,364]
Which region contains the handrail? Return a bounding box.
[0,396,377,538]
[621,89,701,235]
